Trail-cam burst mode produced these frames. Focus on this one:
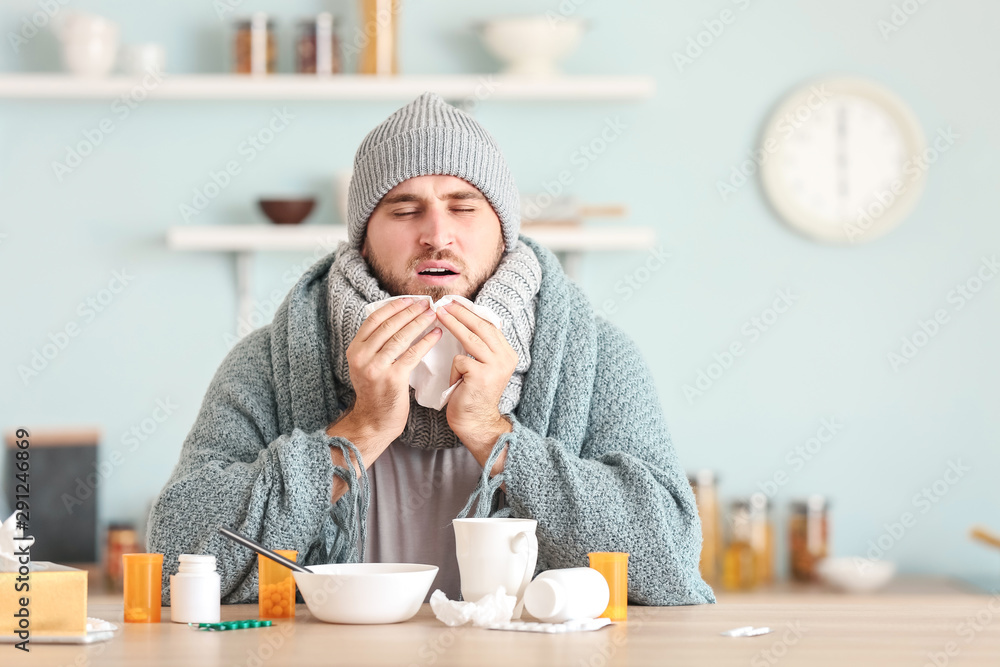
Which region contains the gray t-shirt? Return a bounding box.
[363,440,484,601]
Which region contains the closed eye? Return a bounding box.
[391,207,476,217]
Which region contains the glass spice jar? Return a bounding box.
[722,499,758,591]
[358,0,399,75]
[789,495,830,582]
[688,470,721,587]
[297,13,342,74]
[749,492,774,586]
[106,522,139,591]
[234,13,276,75]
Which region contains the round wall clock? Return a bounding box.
[759,77,926,244]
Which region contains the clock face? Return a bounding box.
[760,78,926,244]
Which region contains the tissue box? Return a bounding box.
[0,562,87,636]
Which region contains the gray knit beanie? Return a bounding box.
[346,92,520,251]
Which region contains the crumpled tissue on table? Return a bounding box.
[362,295,504,411]
[430,587,517,628]
[0,511,34,572]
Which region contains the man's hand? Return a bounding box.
[436,302,515,476]
[326,298,441,500]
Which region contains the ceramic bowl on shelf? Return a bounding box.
[816,557,897,594]
[477,16,586,77]
[292,563,439,624]
[258,198,316,225]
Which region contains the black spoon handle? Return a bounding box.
[218,526,311,574]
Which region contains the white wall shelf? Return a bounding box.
[166,224,656,329]
[166,224,655,253]
[0,74,655,101]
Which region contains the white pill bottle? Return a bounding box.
[523,567,610,623]
[169,554,221,623]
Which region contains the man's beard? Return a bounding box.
[363,239,504,301]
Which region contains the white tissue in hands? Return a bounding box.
[0,511,35,572]
[361,295,504,411]
[430,587,517,627]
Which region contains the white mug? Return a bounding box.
[120,43,166,76]
[55,13,120,77]
[453,518,538,619]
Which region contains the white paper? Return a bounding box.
[0,511,34,572]
[486,618,613,633]
[721,625,773,637]
[361,295,504,411]
[430,587,517,628]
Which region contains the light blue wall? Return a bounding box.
[2,1,998,588]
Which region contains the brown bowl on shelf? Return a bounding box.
[258,198,316,225]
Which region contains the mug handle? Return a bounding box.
[509,529,539,619]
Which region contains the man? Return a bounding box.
[148,92,715,607]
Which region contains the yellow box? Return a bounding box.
[0,562,88,637]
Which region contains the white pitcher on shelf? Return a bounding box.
[55,12,120,77]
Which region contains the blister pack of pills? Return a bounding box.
[486,618,613,633]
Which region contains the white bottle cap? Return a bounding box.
[178,554,217,573]
[524,578,565,621]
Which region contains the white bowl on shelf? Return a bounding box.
[478,16,586,78]
[816,557,896,594]
[293,563,438,624]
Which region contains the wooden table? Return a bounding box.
[15,582,1000,666]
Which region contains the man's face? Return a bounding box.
[362,175,505,301]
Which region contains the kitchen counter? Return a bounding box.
[14,578,1000,666]
[714,573,982,601]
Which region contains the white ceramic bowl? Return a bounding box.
[816,557,896,594]
[293,563,438,624]
[478,16,586,77]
